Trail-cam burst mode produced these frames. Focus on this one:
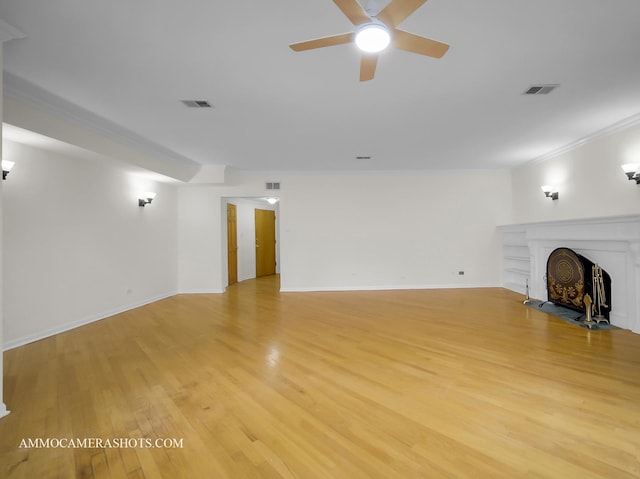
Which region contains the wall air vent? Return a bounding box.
[181,100,213,108]
[523,84,558,95]
[265,181,281,190]
[356,156,372,160]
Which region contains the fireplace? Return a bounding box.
[500,215,640,333]
[546,247,611,319]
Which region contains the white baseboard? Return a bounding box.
[3,291,177,351]
[178,289,225,294]
[280,283,499,293]
[0,403,10,419]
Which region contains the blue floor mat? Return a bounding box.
[524,300,618,330]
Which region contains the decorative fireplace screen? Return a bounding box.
[546,247,611,319]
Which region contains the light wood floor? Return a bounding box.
[2,276,640,478]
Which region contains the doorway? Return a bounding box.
[223,198,280,287]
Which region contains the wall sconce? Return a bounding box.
[266,197,279,205]
[621,164,640,184]
[541,185,559,200]
[2,160,15,180]
[138,191,156,207]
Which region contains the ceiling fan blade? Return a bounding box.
[377,0,428,28]
[360,54,378,81]
[391,29,449,58]
[333,0,371,25]
[290,32,355,52]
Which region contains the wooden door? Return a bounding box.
[255,209,276,277]
[227,203,238,285]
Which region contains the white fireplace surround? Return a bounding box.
[500,215,640,334]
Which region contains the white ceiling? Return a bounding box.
[1,0,640,174]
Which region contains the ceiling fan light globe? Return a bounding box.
[355,23,391,53]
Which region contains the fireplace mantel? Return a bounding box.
[500,215,640,333]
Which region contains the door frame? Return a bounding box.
[221,197,280,287]
[227,203,238,285]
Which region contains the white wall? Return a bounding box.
[0,42,7,418]
[278,171,512,291]
[510,120,640,224]
[235,200,258,281]
[178,169,513,293]
[2,140,178,348]
[177,186,223,293]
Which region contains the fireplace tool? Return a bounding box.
[583,294,597,329]
[523,278,531,304]
[592,264,609,324]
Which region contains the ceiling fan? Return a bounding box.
[289,0,449,81]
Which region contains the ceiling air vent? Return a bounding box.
[265,181,281,190]
[181,99,213,108]
[523,84,558,95]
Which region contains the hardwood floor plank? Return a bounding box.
[2,275,640,478]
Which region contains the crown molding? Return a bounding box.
[0,18,25,43]
[3,71,202,181]
[530,112,640,165]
